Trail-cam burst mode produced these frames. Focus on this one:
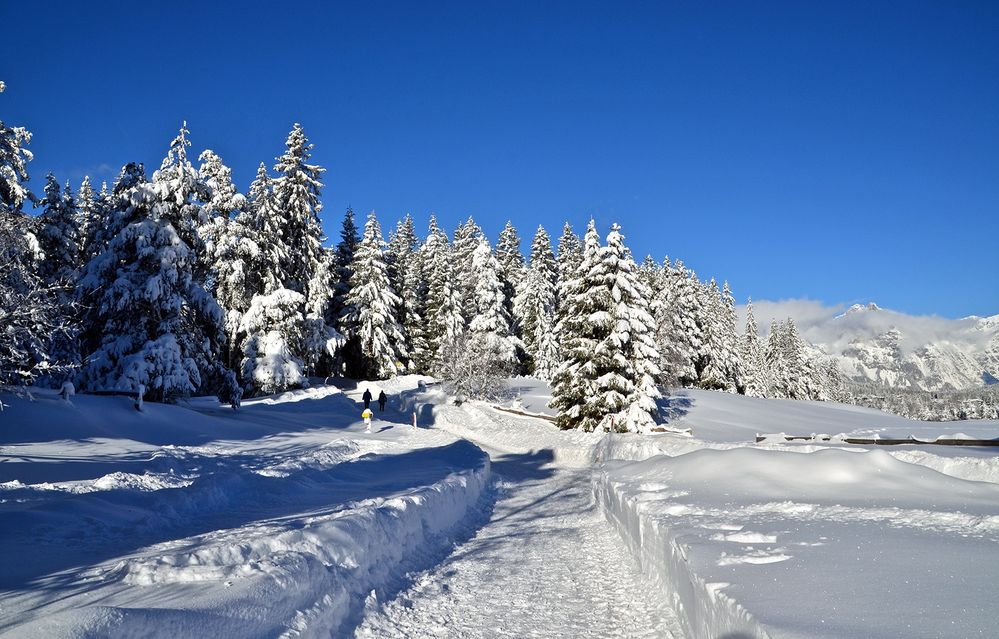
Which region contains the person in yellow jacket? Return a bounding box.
[362,407,374,433]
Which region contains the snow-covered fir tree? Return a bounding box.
[271,123,325,295]
[698,279,741,392]
[0,97,34,212]
[196,149,245,284]
[331,207,360,332]
[551,221,661,432]
[596,224,662,430]
[663,260,705,386]
[495,220,525,320]
[740,299,769,397]
[555,222,582,309]
[765,318,823,401]
[77,125,235,403]
[421,216,464,371]
[386,214,425,371]
[468,238,520,366]
[0,98,73,385]
[213,163,282,362]
[513,225,558,377]
[452,217,484,323]
[343,212,407,379]
[74,176,99,261]
[36,174,80,286]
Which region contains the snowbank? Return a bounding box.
[595,447,999,638]
[0,382,493,638]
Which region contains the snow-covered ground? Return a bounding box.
[0,377,491,638]
[3,378,998,637]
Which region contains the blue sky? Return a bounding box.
[3,1,997,317]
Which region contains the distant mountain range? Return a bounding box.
[746,300,999,392]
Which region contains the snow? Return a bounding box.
[742,299,999,391]
[3,377,999,638]
[0,378,490,638]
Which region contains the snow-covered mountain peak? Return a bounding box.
[836,302,881,318]
[744,300,999,392]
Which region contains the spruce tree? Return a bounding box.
[596,224,662,430]
[37,174,80,286]
[551,221,604,430]
[344,212,407,378]
[78,125,233,402]
[495,220,525,319]
[239,289,308,394]
[387,214,424,371]
[468,238,520,366]
[0,95,73,385]
[421,216,464,371]
[551,221,662,432]
[271,123,325,295]
[555,221,582,310]
[75,176,98,261]
[513,225,558,376]
[665,260,705,386]
[197,149,245,284]
[331,207,360,330]
[452,216,484,323]
[740,298,770,397]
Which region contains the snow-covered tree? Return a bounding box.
[452,217,484,322]
[698,279,741,392]
[0,217,74,385]
[421,217,464,371]
[663,260,705,386]
[468,238,521,367]
[495,220,525,320]
[387,214,425,371]
[513,225,558,377]
[765,318,823,401]
[551,221,661,432]
[0,97,34,213]
[271,123,325,295]
[213,163,282,363]
[239,289,308,394]
[343,212,407,378]
[434,332,513,401]
[0,100,73,385]
[552,222,662,431]
[331,207,360,331]
[197,149,245,283]
[77,126,234,403]
[740,299,769,397]
[36,174,80,285]
[75,176,100,261]
[555,222,582,310]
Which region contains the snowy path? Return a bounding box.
[354,406,682,638]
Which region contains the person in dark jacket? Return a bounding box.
[362,388,372,409]
[378,390,387,412]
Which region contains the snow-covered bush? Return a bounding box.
[435,333,514,402]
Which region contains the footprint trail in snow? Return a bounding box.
[355,458,681,638]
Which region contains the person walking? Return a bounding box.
[362,407,374,433]
[362,388,372,409]
[378,390,387,412]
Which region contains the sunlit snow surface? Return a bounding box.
[502,380,999,638]
[2,378,998,638]
[0,378,491,638]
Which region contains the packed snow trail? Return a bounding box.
[354,405,682,638]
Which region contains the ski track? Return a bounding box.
[354,408,681,639]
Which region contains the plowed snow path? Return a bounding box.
[355,457,681,638]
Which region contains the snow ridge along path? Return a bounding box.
[356,401,682,638]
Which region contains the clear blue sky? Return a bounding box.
[3,1,997,317]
